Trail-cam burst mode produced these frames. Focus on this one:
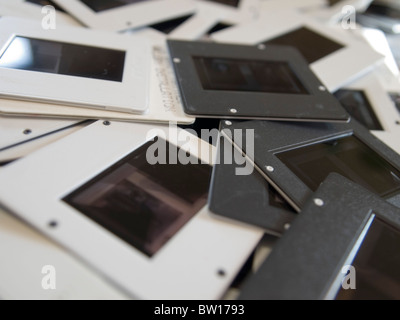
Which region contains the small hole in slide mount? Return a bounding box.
[48,220,58,228]
[217,269,226,277]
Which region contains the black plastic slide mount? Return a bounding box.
[167,40,350,122]
[208,134,296,236]
[221,119,400,211]
[239,173,400,300]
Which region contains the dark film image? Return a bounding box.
[365,3,400,20]
[64,139,211,257]
[25,0,66,12]
[264,27,345,64]
[80,0,147,12]
[328,0,343,6]
[204,0,240,7]
[150,14,193,34]
[0,36,126,82]
[206,23,233,35]
[334,89,383,131]
[193,56,309,94]
[336,217,400,300]
[276,135,400,199]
